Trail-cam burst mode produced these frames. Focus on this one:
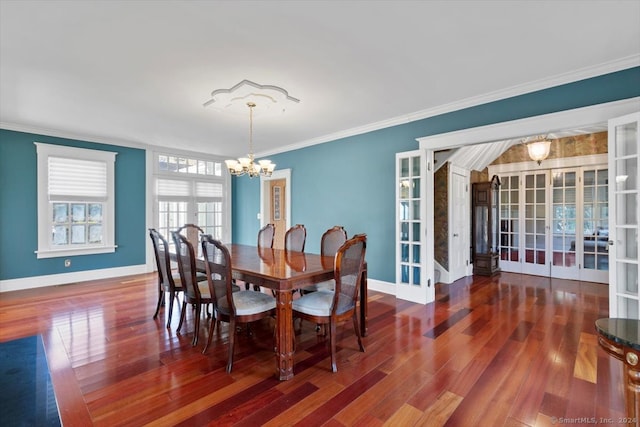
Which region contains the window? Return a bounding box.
[35,143,117,258]
[154,152,230,250]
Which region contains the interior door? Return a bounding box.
[550,169,579,280]
[450,167,468,281]
[521,171,549,276]
[396,149,434,304]
[499,174,522,273]
[580,166,609,283]
[608,112,640,319]
[270,179,286,249]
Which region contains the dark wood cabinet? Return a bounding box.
[472,175,501,276]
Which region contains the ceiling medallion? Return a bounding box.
[204,80,300,178]
[203,79,300,115]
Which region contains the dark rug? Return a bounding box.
[0,335,61,426]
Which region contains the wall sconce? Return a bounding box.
[526,136,552,165]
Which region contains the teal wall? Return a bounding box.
[1,67,637,284]
[0,129,146,280]
[232,67,640,283]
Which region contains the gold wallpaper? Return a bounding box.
[434,163,449,270]
[490,131,607,165]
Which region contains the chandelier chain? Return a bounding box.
[224,101,275,178]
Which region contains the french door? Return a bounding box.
[498,165,609,282]
[609,112,640,318]
[395,150,435,304]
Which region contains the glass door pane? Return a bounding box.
[580,168,609,282]
[609,113,640,318]
[550,170,579,279]
[522,172,548,276]
[499,174,521,272]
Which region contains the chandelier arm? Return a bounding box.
[224,100,275,178]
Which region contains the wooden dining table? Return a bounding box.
[193,243,368,381]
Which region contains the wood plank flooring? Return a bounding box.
[0,272,625,426]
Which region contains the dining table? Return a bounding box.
[191,243,368,381]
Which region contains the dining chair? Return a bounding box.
[285,224,306,252]
[201,235,277,372]
[258,223,275,248]
[173,232,214,347]
[302,225,347,294]
[245,224,276,290]
[149,228,184,328]
[292,234,367,372]
[176,223,205,257]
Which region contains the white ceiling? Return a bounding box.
[1,1,639,158]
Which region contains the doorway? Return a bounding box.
[417,98,637,287]
[260,169,291,250]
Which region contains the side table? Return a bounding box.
[596,318,640,426]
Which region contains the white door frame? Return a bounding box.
[259,168,291,229]
[417,98,638,283]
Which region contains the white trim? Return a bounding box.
[261,58,640,157]
[367,279,396,296]
[0,264,148,293]
[488,154,609,176]
[434,260,452,285]
[260,168,292,229]
[417,98,640,150]
[2,57,638,159]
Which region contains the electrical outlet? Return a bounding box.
[64,259,71,267]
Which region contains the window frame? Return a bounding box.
[35,142,117,259]
[153,150,231,245]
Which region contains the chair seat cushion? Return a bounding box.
[218,291,276,316]
[170,273,184,291]
[197,281,211,299]
[302,279,335,292]
[293,290,335,316]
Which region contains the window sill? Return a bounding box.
[35,245,117,259]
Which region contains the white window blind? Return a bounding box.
[157,179,191,197]
[195,181,223,198]
[48,156,108,201]
[35,142,117,258]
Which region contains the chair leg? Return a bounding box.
[202,313,217,354]
[330,321,338,372]
[153,289,164,319]
[166,291,175,328]
[227,319,236,373]
[176,301,187,333]
[352,313,365,352]
[192,305,201,346]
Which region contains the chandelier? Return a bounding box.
[225,102,276,178]
[525,135,552,165]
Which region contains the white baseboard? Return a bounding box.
[0,264,150,293]
[367,278,395,296]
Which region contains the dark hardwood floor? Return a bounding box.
[0,272,625,426]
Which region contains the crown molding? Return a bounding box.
[3,55,638,159]
[0,121,151,150]
[416,97,640,150]
[260,55,640,157]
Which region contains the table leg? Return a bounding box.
[359,269,368,337]
[275,290,295,380]
[624,364,640,427]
